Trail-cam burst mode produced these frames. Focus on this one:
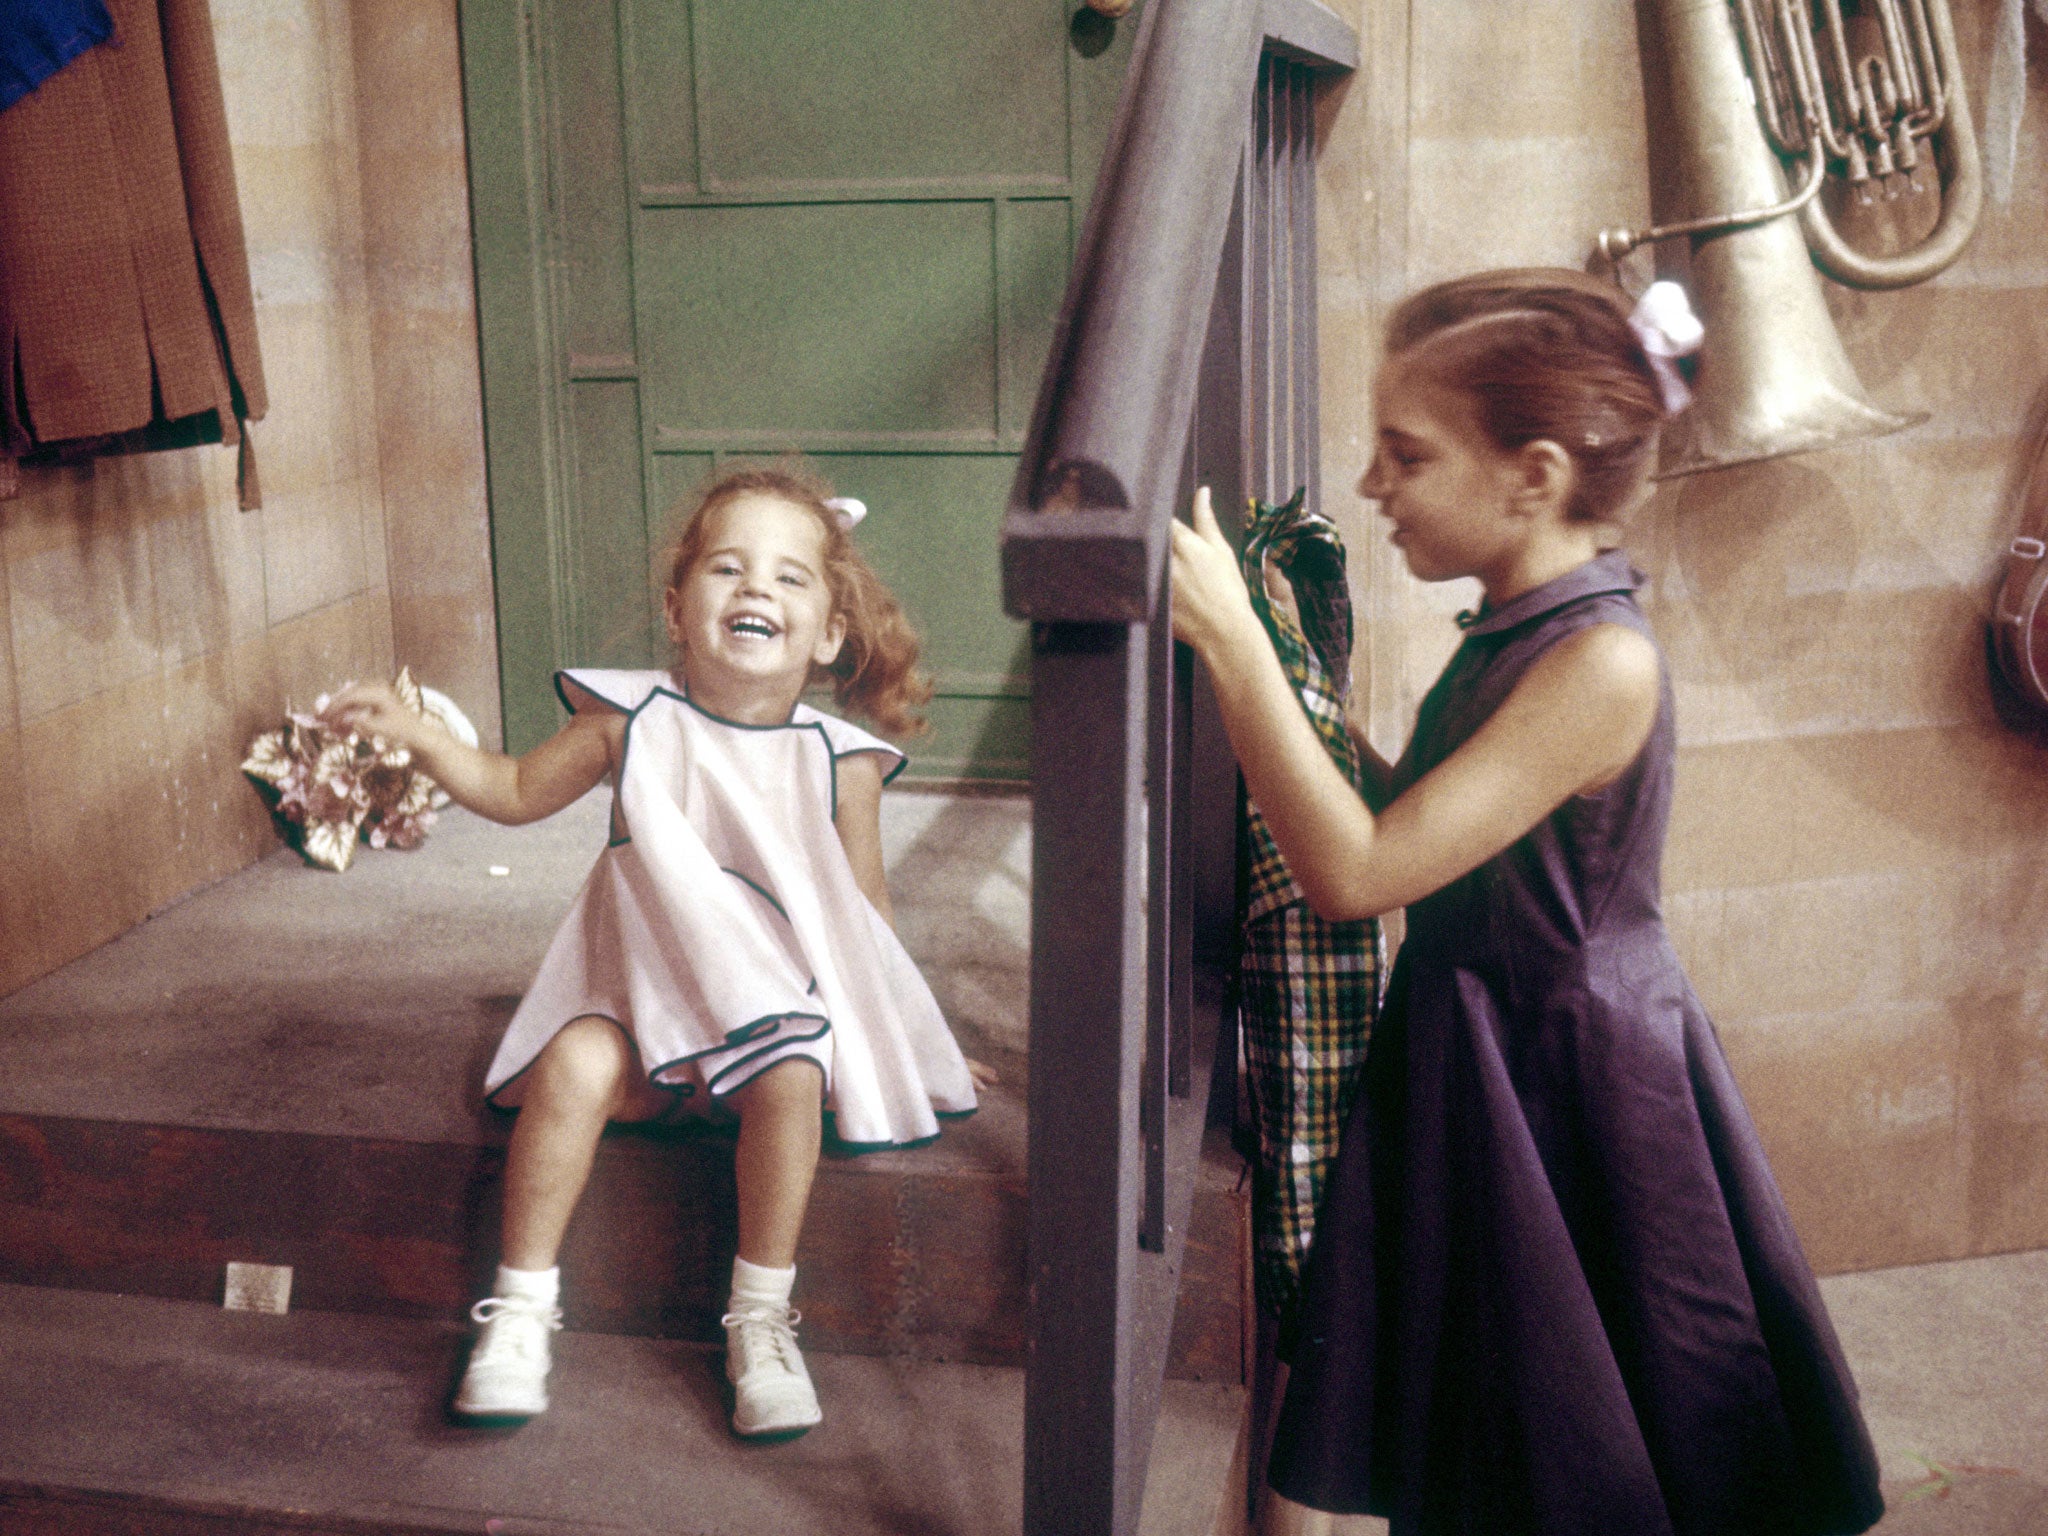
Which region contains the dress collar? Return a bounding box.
[1455,548,1643,637]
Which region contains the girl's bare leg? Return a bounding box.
[459,1017,665,1420]
[501,1015,665,1270]
[729,1058,825,1268]
[721,1058,826,1437]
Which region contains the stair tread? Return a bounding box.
[0,793,1250,1379]
[0,1281,1243,1536]
[0,792,1029,1178]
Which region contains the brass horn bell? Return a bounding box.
[1600,0,1980,477]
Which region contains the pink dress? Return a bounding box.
[483,669,977,1148]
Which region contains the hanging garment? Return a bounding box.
[1235,490,1382,1329]
[0,0,111,112]
[0,0,266,504]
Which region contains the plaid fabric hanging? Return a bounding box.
[1236,490,1382,1328]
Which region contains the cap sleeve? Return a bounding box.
[553,668,671,716]
[794,704,908,784]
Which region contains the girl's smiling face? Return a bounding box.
[664,492,846,720]
[1358,356,1529,584]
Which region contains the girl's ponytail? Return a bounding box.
[820,556,932,738]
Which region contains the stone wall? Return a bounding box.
[1317,0,2048,1272]
[0,0,496,996]
[8,0,2043,1279]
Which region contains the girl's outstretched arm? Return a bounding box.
[1170,488,1660,921]
[322,682,617,826]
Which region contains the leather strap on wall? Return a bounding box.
[1989,407,2048,712]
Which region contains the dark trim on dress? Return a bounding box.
[634,682,847,815]
[701,1037,828,1098]
[485,1009,831,1109]
[486,1008,973,1149]
[554,671,640,716]
[675,691,802,731]
[722,865,793,926]
[553,670,909,791]
[688,1013,834,1096]
[823,1103,979,1155]
[483,1012,695,1118]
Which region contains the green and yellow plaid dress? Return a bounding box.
[1237,491,1383,1326]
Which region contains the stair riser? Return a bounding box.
[0,1485,421,1536]
[0,1112,1245,1380]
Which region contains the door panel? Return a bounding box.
[553,0,635,359]
[464,0,1136,777]
[688,2,1071,187]
[567,380,653,667]
[807,452,1030,778]
[999,199,1074,449]
[639,202,1000,438]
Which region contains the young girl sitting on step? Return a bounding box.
[1169,271,1884,1535]
[327,463,986,1441]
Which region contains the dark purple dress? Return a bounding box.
[1267,552,1883,1536]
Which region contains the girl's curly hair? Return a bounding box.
[660,461,934,737]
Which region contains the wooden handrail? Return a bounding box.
[1002,3,1355,1532]
[1002,0,1354,624]
[1001,0,1261,624]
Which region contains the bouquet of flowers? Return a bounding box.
[241,667,474,872]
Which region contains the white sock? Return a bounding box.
[495,1264,559,1307]
[729,1256,795,1311]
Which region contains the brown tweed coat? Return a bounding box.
[0,0,266,496]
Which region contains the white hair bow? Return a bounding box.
[824,496,867,530]
[1628,280,1704,415]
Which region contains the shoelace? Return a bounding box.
[721,1304,803,1373]
[468,1295,563,1346]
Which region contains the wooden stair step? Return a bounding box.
[0,1281,1248,1536]
[0,797,1249,1378]
[0,1107,1247,1375]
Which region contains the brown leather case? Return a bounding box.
[1990,411,2048,713]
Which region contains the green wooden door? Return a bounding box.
[461,0,1136,777]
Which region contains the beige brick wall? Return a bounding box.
[0,0,495,996]
[1319,0,2048,1272]
[4,0,2037,1281]
[352,0,501,754]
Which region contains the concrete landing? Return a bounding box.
[0,789,1249,1377]
[5,1249,2039,1536]
[0,1281,1245,1536]
[1251,1248,2048,1536]
[0,789,1032,1153]
[1824,1247,2048,1535]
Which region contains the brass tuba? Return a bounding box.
[1599,0,1983,476]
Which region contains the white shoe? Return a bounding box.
[722,1302,822,1439]
[453,1294,562,1419]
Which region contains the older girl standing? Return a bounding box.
[1171,271,1883,1536]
